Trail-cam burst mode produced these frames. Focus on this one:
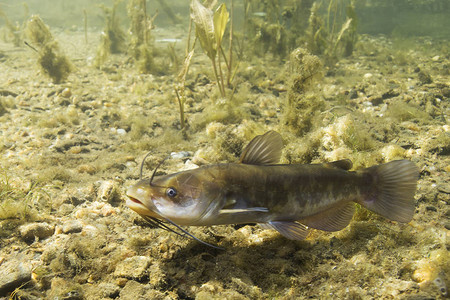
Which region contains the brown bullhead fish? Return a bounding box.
[126,131,419,248]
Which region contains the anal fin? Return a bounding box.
[300,202,355,232]
[260,221,309,240]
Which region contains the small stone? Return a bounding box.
[115,277,128,287]
[418,71,432,84]
[363,73,373,79]
[62,220,83,234]
[61,87,72,98]
[114,256,152,280]
[426,206,437,212]
[171,151,191,159]
[432,55,440,62]
[116,128,126,135]
[99,282,120,298]
[0,259,32,294]
[19,222,54,241]
[77,164,97,175]
[48,277,83,300]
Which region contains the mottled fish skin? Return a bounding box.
[126,131,419,241]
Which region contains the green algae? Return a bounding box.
[94,1,126,68]
[283,47,324,136]
[0,170,48,237]
[386,101,431,122]
[25,15,73,83]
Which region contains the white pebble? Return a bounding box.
[171,151,190,159]
[364,73,373,79]
[116,128,126,135]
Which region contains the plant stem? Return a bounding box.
[228,0,233,87]
[83,9,88,44]
[217,49,226,97]
[175,88,185,130]
[211,58,225,97]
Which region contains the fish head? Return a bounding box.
[126,169,220,225]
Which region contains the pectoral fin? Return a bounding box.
[261,221,309,240]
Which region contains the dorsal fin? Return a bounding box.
[322,159,353,170]
[239,131,283,165]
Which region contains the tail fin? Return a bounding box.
[360,160,419,223]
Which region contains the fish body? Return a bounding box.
[126,131,419,242]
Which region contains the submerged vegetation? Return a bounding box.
[25,15,73,83]
[0,169,49,237]
[127,0,156,74]
[306,0,358,65]
[0,0,448,298]
[190,0,231,98]
[283,47,324,135]
[94,0,126,67]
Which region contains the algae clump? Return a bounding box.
[127,0,155,74]
[283,48,324,136]
[94,1,126,67]
[25,15,73,83]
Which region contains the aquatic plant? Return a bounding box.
[306,0,358,64]
[0,169,48,237]
[127,0,156,74]
[242,0,314,60]
[283,47,324,136]
[155,0,182,24]
[25,15,73,83]
[174,48,194,132]
[94,0,126,68]
[0,8,22,47]
[244,0,288,59]
[190,0,230,98]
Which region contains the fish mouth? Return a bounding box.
[125,186,161,218]
[127,196,142,204]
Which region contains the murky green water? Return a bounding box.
[0,1,449,299]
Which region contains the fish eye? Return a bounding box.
[166,187,177,198]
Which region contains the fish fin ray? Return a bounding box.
[360,160,418,223]
[239,131,283,165]
[219,207,269,214]
[264,221,309,240]
[300,202,355,231]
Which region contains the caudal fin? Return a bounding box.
[360,160,419,223]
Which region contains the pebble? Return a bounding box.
[99,282,120,298]
[171,151,191,159]
[0,259,32,294]
[444,222,450,230]
[61,88,72,98]
[363,73,373,79]
[19,222,55,241]
[62,220,83,234]
[426,206,437,212]
[116,128,126,135]
[432,55,440,62]
[114,256,152,280]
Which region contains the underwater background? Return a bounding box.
[0,0,449,299]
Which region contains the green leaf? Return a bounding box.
[190,0,216,60]
[213,3,229,49]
